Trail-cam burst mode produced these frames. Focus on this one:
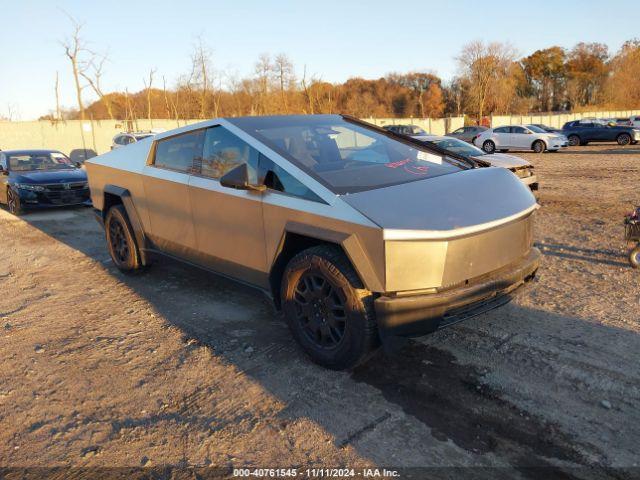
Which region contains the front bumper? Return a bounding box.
[549,141,568,150]
[375,247,541,337]
[519,174,538,191]
[16,186,91,208]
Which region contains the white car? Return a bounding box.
[473,125,568,153]
[413,135,538,192]
[631,115,640,129]
[111,131,159,150]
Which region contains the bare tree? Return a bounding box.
[142,68,157,125]
[61,14,90,121]
[255,53,272,114]
[80,52,115,120]
[191,37,214,119]
[54,72,62,121]
[162,75,172,119]
[301,65,314,114]
[273,54,294,113]
[457,40,517,120]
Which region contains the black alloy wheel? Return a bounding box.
[281,245,378,370]
[293,272,347,350]
[104,205,143,272]
[108,217,131,265]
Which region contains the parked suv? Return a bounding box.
[86,115,539,370]
[562,121,640,146]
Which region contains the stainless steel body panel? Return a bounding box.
[342,167,536,234]
[188,175,268,288]
[141,165,197,258]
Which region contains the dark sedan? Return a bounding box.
[0,149,91,215]
[448,125,489,143]
[528,123,562,134]
[382,124,427,136]
[562,121,640,146]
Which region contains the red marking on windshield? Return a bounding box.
[404,165,430,175]
[385,158,411,168]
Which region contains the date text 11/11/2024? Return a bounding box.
[233,468,401,477]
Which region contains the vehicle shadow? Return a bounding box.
[14,209,640,476]
[535,241,630,268]
[557,146,640,155]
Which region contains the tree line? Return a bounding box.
[47,16,640,123]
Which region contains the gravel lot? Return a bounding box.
[1,144,639,478]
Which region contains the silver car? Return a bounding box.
[474,125,568,153]
[413,135,538,192]
[86,115,540,370]
[111,131,158,150]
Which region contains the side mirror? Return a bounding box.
[220,163,266,192]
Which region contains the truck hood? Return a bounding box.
[342,167,537,237]
[472,152,530,169]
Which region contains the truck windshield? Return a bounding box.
[228,115,465,194]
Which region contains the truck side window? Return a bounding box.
[258,154,323,203]
[153,129,205,173]
[198,126,259,183]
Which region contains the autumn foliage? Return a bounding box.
[50,35,640,122]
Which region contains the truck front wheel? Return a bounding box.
[281,245,379,370]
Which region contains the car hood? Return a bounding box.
[10,169,87,184]
[342,167,536,234]
[472,152,530,169]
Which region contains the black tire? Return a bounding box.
[617,133,632,146]
[105,205,143,272]
[568,134,580,147]
[532,140,546,153]
[482,140,496,154]
[6,189,22,216]
[630,246,640,269]
[281,245,378,370]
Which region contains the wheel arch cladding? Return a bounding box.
[268,230,380,310]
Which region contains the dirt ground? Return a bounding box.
[1,144,639,479]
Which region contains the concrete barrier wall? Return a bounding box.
[0,111,637,157]
[363,117,464,136]
[490,110,640,129]
[0,119,201,157]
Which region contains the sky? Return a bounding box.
[1,0,638,120]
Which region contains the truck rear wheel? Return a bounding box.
[105,205,143,273]
[281,245,379,370]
